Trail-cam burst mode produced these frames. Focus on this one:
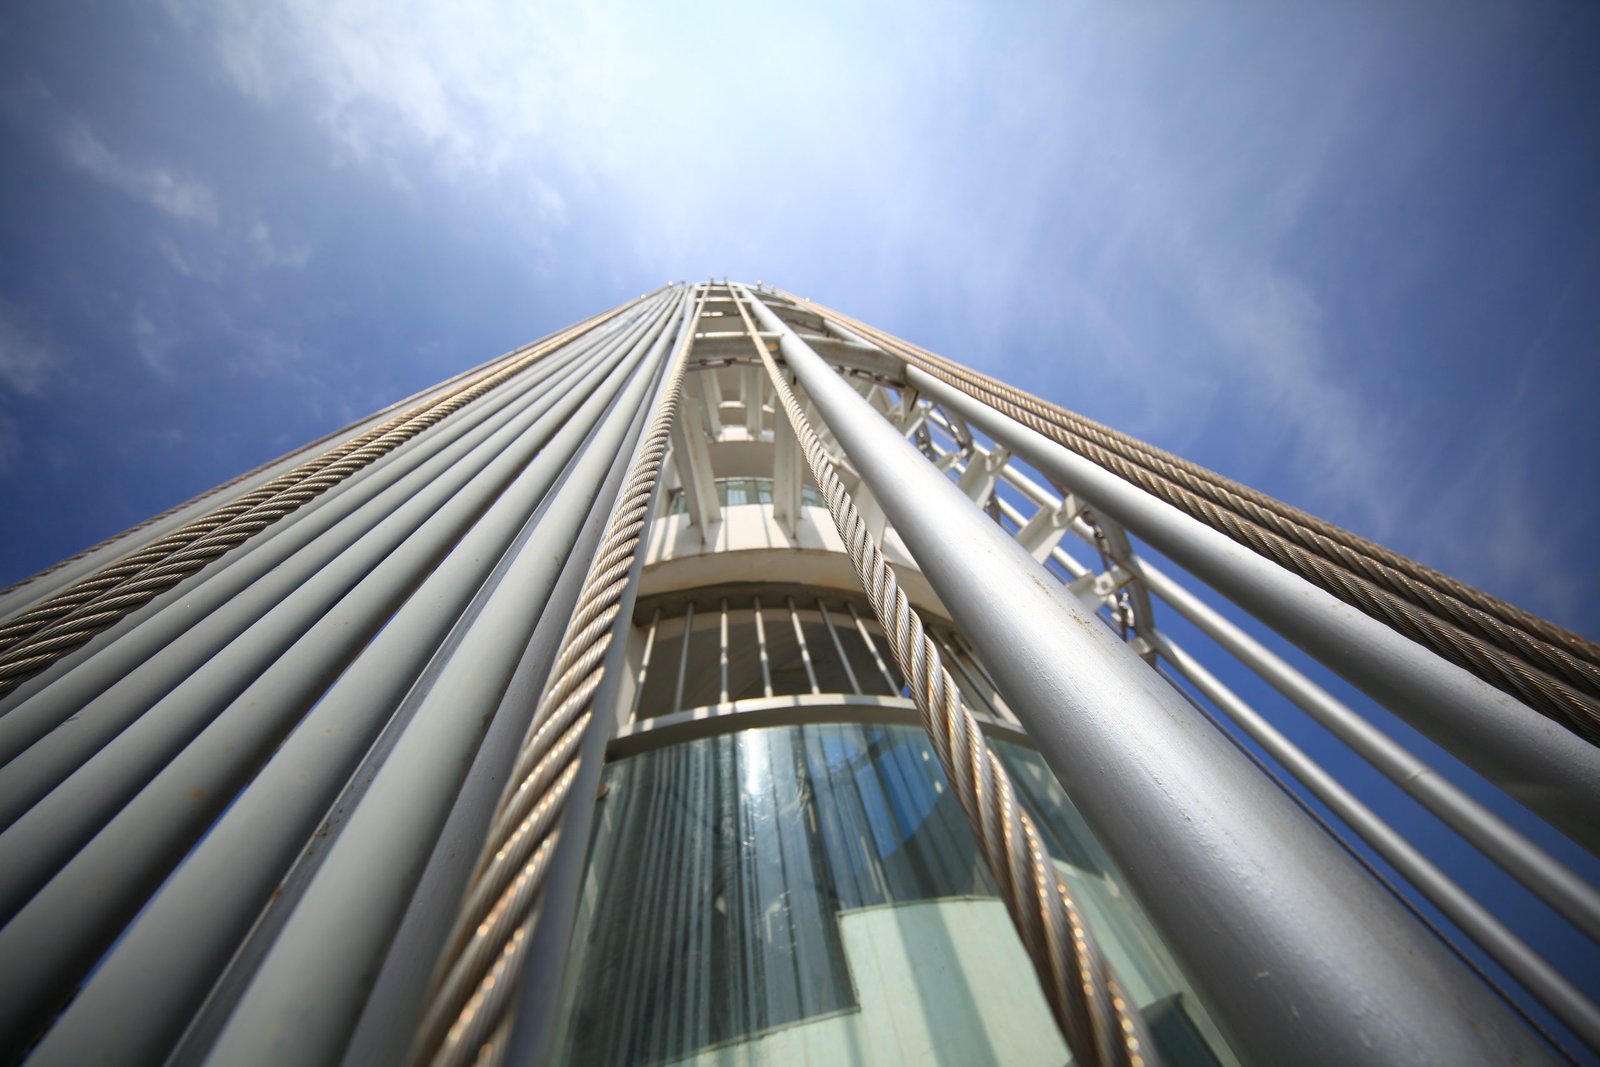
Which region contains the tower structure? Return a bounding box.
[0,282,1595,1066]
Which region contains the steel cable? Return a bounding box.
[921,354,1600,692]
[914,353,1600,742]
[0,297,649,699]
[409,288,704,1067]
[778,290,1600,745]
[797,289,1591,660]
[734,288,1154,1067]
[0,331,549,606]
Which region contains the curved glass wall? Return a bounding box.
[555,724,1233,1066]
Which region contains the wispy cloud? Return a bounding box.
[1402,416,1589,627]
[131,312,181,377]
[159,0,887,234]
[161,0,601,210]
[247,222,312,270]
[0,304,56,396]
[148,0,1592,623]
[55,119,220,226]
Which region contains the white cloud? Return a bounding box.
[247,222,312,270]
[131,312,180,377]
[0,306,55,396]
[162,0,607,196]
[1398,419,1585,626]
[55,119,220,226]
[228,324,304,376]
[159,0,888,234]
[927,5,1410,535]
[153,0,1580,612]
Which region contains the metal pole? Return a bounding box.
[0,295,685,1060]
[849,601,899,693]
[741,286,1553,1067]
[0,307,642,799]
[1131,552,1600,943]
[0,301,665,927]
[910,365,1600,855]
[673,602,694,713]
[497,466,665,1067]
[632,607,662,718]
[0,298,647,626]
[718,598,730,703]
[193,292,688,1067]
[1151,628,1600,1049]
[435,285,706,1067]
[336,412,652,1067]
[787,597,820,694]
[956,437,1597,938]
[818,601,861,694]
[753,597,774,697]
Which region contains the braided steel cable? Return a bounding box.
[409,288,704,1067]
[734,289,1154,1067]
[793,289,1592,659]
[778,290,1600,744]
[919,351,1600,692]
[912,353,1600,742]
[816,293,1600,683]
[0,457,274,604]
[0,297,651,699]
[0,327,566,606]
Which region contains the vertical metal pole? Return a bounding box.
[196,292,690,1067]
[0,308,651,774]
[740,285,1554,1067]
[496,296,706,1067]
[908,365,1600,853]
[631,608,661,719]
[817,601,861,695]
[848,602,899,693]
[1131,553,1600,942]
[787,597,820,694]
[753,597,774,698]
[1150,629,1600,1048]
[673,602,694,714]
[718,598,730,704]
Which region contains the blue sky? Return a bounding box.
[1,1,1597,640]
[1,0,1598,1051]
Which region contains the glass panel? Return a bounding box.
[557,725,1234,1067]
[804,724,991,910]
[558,730,854,1066]
[995,740,1230,1064]
[721,478,754,506]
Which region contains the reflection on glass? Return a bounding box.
[556,725,1231,1066]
